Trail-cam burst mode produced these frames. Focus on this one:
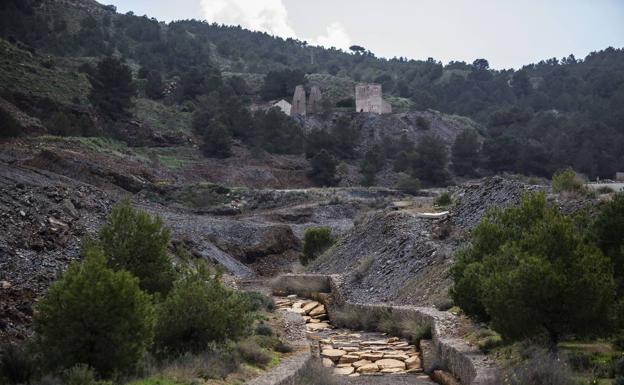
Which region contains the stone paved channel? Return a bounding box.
[275,295,437,384]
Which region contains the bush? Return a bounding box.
[254,323,274,337]
[154,269,253,355]
[400,320,432,345]
[500,347,576,385]
[159,349,241,381]
[235,339,272,368]
[0,343,37,384]
[450,193,615,349]
[434,192,452,206]
[64,364,112,385]
[243,292,275,312]
[551,168,586,194]
[477,333,503,353]
[274,341,293,353]
[300,227,335,265]
[395,174,421,195]
[98,200,175,296]
[34,250,156,377]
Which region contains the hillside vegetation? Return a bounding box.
[0,0,623,187]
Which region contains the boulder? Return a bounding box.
[381,368,405,374]
[321,349,346,362]
[308,304,326,317]
[353,359,372,368]
[334,366,355,375]
[383,353,409,361]
[357,363,380,374]
[406,355,421,369]
[302,301,319,313]
[306,322,330,330]
[339,354,360,364]
[322,358,334,368]
[376,359,406,370]
[360,352,384,361]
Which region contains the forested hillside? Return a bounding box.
[1,0,623,182]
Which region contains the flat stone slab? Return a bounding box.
[376,359,406,370]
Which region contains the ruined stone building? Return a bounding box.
[273,99,292,116]
[307,86,322,114]
[291,85,307,116]
[355,84,392,114]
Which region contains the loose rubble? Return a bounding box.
[275,295,424,377]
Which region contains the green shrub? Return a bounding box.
[450,193,615,349]
[64,364,112,385]
[434,192,452,206]
[243,291,275,312]
[255,323,274,337]
[236,339,272,368]
[502,346,576,385]
[274,341,293,354]
[477,333,503,353]
[395,174,421,195]
[416,116,431,130]
[157,349,241,381]
[551,168,586,194]
[0,343,37,384]
[34,250,156,377]
[597,186,615,194]
[300,227,335,265]
[154,269,253,355]
[98,200,175,296]
[400,320,432,345]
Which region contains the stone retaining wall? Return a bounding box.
[271,274,497,385]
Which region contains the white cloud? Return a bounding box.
[308,22,352,51]
[200,0,296,38]
[200,0,351,50]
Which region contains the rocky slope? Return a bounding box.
[309,177,554,308]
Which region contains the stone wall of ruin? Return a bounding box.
[291,85,307,116]
[355,84,384,114]
[307,86,322,114]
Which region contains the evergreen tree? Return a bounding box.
[35,249,155,376]
[98,200,175,296]
[88,57,136,118]
[145,70,163,99]
[309,149,338,186]
[411,135,449,185]
[200,121,233,158]
[451,129,481,176]
[451,194,615,350]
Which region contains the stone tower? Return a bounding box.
[307,86,322,114]
[355,83,392,114]
[291,85,307,116]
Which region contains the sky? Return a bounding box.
[105,0,624,69]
